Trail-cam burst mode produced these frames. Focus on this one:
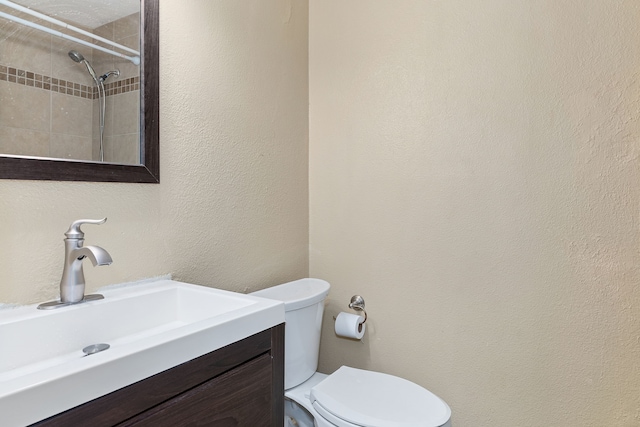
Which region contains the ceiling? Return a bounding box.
[14,0,139,29]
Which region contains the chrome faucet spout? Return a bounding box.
[59,243,111,303]
[38,218,112,309]
[74,246,113,267]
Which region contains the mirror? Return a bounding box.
[0,0,158,182]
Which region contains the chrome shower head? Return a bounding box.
[68,50,84,63]
[68,50,99,83]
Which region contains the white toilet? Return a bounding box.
[252,278,452,427]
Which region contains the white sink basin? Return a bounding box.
[0,279,284,426]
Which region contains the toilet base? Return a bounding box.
[285,397,315,427]
[285,372,331,426]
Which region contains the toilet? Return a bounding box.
[251,278,452,427]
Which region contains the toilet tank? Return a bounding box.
[251,278,330,390]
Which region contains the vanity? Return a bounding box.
[33,326,284,426]
[0,280,285,426]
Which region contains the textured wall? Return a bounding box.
[309,1,639,426]
[0,0,309,304]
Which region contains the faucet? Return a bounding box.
[38,218,112,310]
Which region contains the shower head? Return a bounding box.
[68,50,99,84]
[68,50,85,63]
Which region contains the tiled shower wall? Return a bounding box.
[92,12,140,164]
[0,8,140,164]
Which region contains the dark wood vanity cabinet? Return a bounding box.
[32,324,284,427]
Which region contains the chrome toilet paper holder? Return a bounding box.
[332,295,368,323]
[347,295,367,324]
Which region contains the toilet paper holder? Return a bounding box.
[348,295,367,324]
[332,295,367,324]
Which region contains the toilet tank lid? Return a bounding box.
[251,278,330,311]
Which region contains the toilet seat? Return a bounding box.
[309,366,451,427]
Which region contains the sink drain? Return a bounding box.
[82,343,110,356]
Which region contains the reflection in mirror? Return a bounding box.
[0,0,140,164]
[0,0,158,182]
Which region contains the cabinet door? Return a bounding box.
[120,353,273,427]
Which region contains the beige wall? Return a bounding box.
[0,0,309,304]
[1,1,638,425]
[310,1,639,426]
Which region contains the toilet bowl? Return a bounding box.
[252,278,452,427]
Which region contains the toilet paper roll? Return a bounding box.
[335,312,366,340]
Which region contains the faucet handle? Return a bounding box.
[65,218,107,239]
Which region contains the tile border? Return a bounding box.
[0,63,139,99]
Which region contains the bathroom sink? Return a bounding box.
[0,279,284,426]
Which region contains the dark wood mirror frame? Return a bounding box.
[0,0,159,183]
